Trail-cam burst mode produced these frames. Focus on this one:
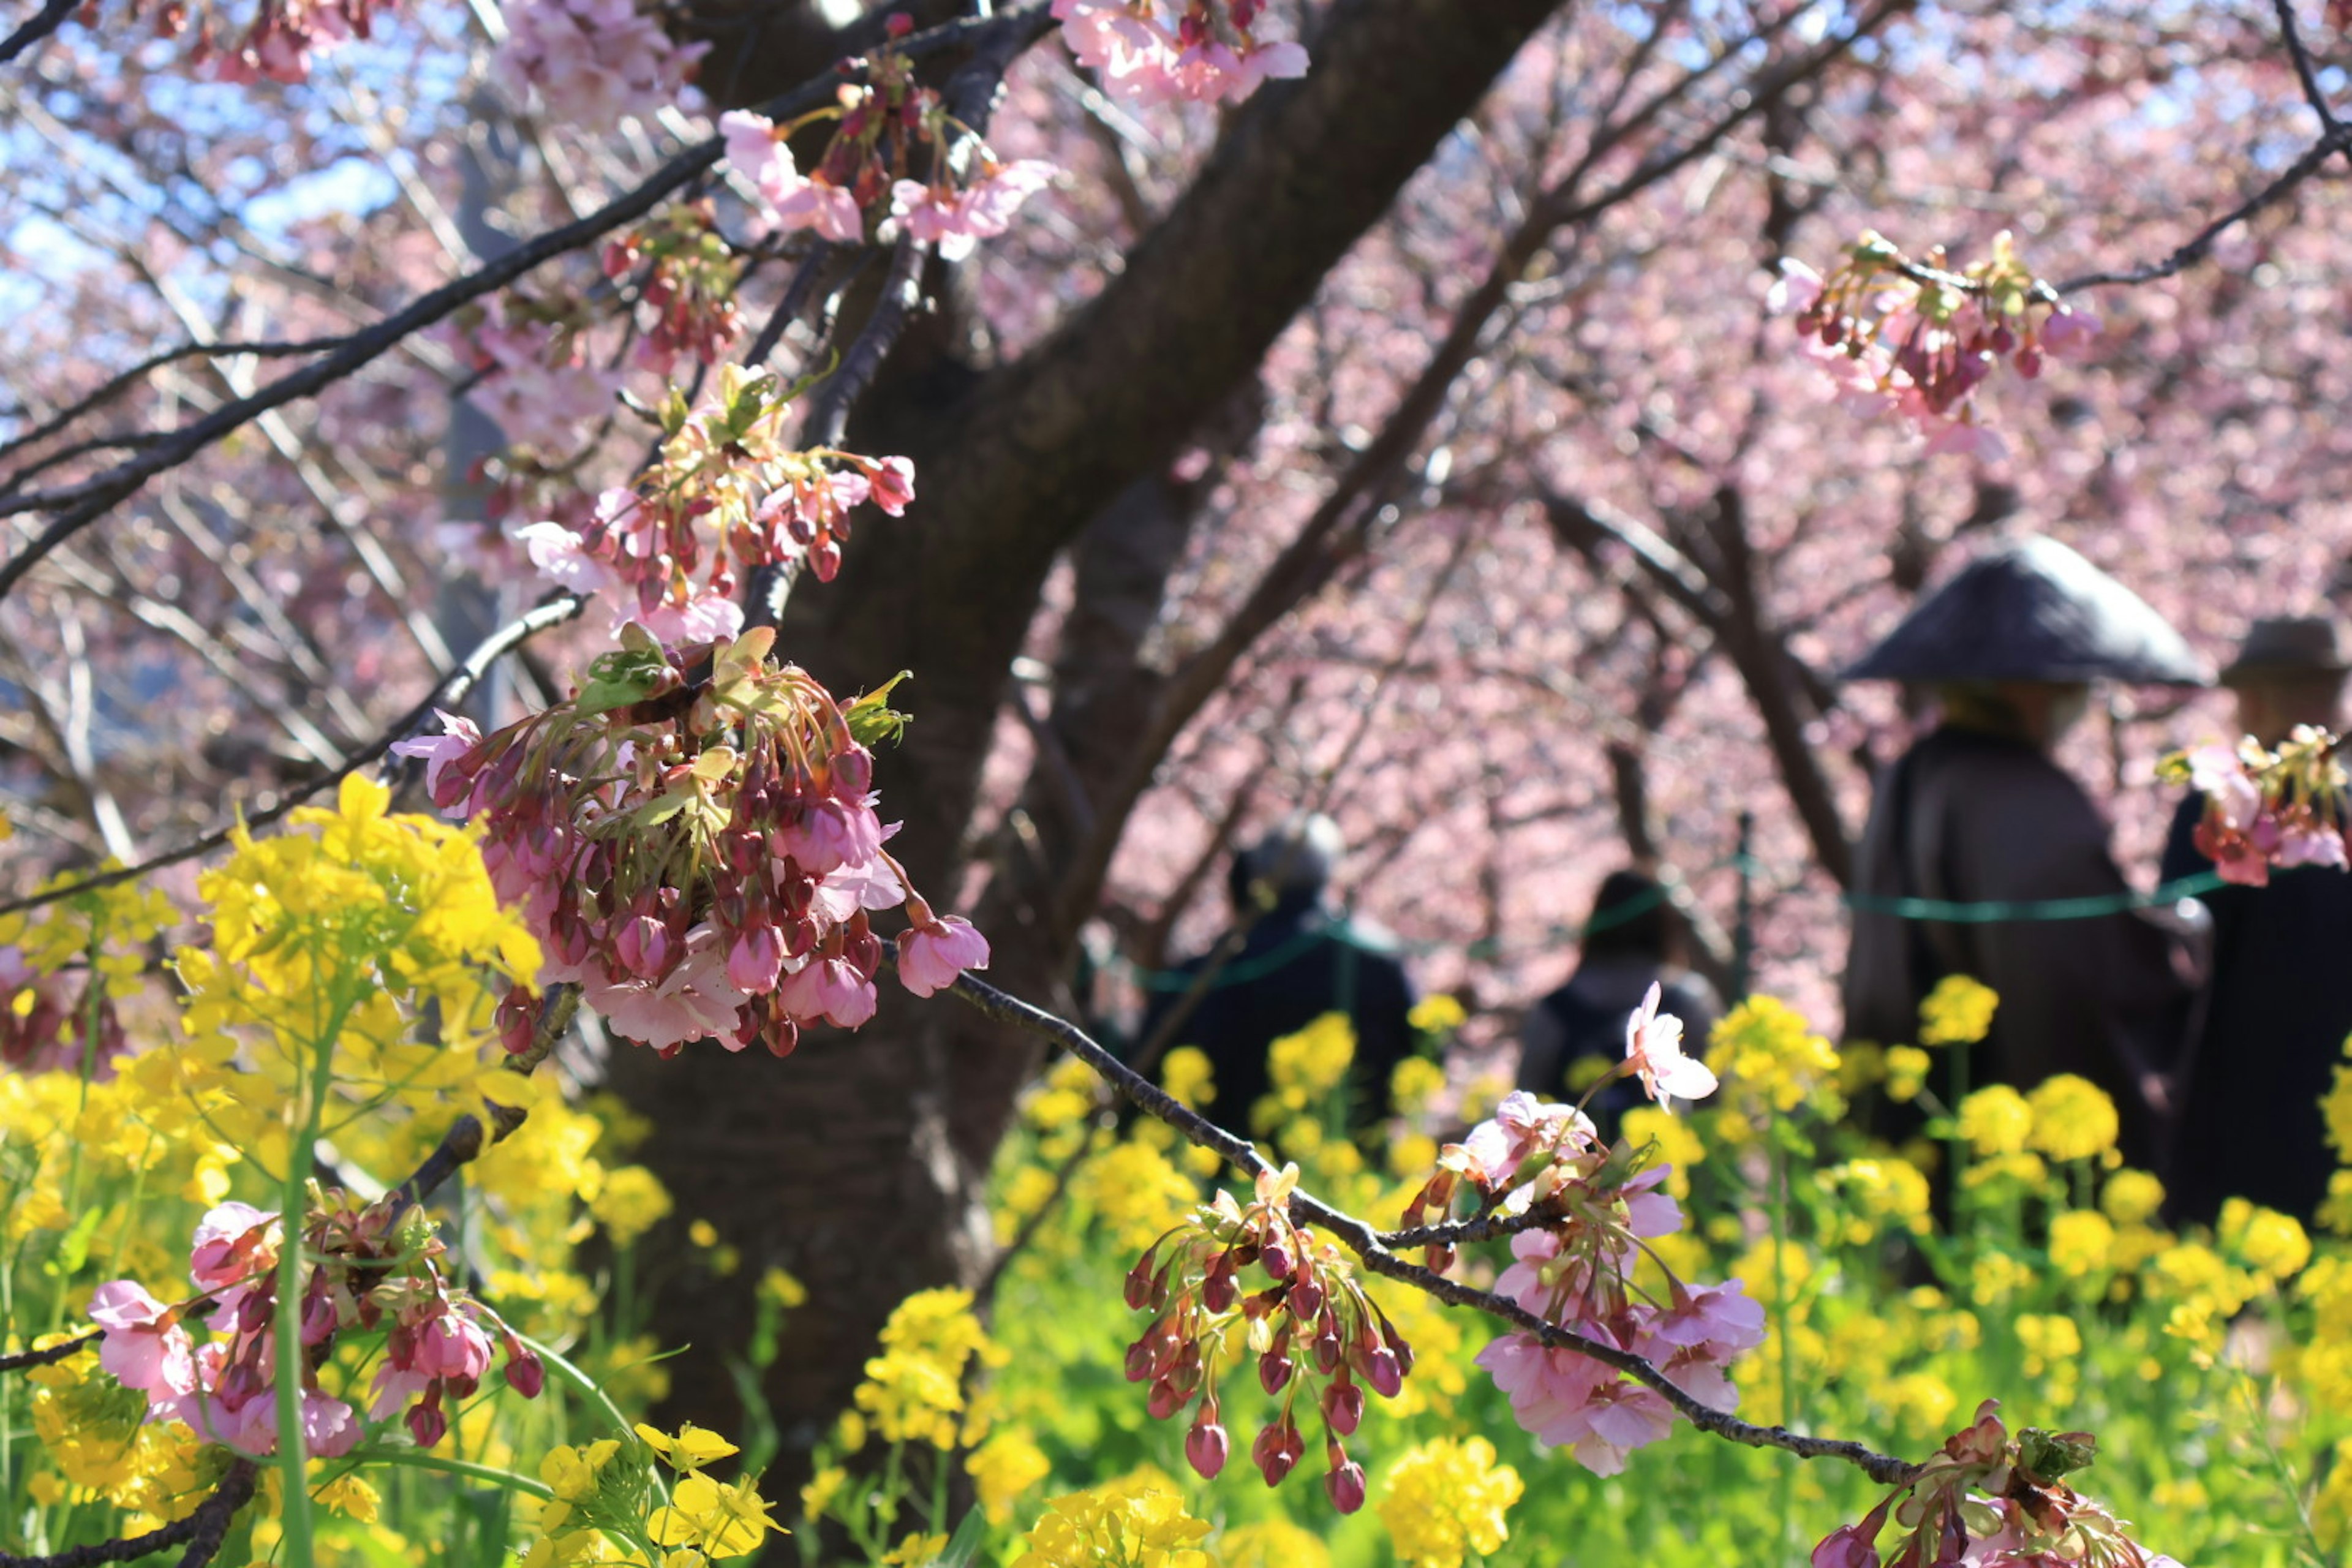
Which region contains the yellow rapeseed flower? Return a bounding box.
[881,1534,948,1566]
[1621,1106,1705,1199]
[2218,1198,2312,1280]
[968,1430,1054,1524]
[1389,1056,1445,1117]
[1917,975,1998,1046]
[852,1288,1006,1449]
[1378,1437,1524,1568]
[2024,1075,2119,1162]
[1956,1085,2034,1157]
[592,1167,676,1249]
[1219,1521,1331,1568]
[1159,1047,1215,1110]
[1070,1140,1200,1253]
[2048,1210,2115,1277]
[2101,1169,2165,1226]
[1883,1045,1932,1103]
[1012,1474,1212,1568]
[1706,996,1841,1116]
[1408,993,1468,1034]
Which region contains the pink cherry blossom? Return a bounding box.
[897,916,991,997]
[721,113,865,243]
[890,161,1058,263]
[1624,982,1716,1109]
[391,710,484,804]
[88,1281,198,1401]
[777,956,878,1028]
[494,0,707,127]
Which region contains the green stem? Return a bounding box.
[514,1332,669,1506]
[344,1446,556,1499]
[1768,1135,1795,1554]
[275,981,357,1568]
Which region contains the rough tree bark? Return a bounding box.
[607,0,1575,1473]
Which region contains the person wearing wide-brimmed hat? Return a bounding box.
[2159,616,2352,1224]
[1841,536,2207,1167]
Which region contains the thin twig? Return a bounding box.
[2055,126,2351,292]
[2271,0,2343,139]
[0,339,331,475]
[941,964,1923,1488]
[0,590,588,921]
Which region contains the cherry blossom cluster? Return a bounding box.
[396,626,989,1055]
[1123,1162,1411,1513]
[87,1198,541,1459]
[1814,1405,2181,1568]
[492,0,709,129]
[160,0,392,83]
[1771,230,2100,460]
[0,948,125,1077]
[2162,726,2349,885]
[1052,0,1309,105]
[1396,989,1757,1475]
[513,364,913,645]
[718,31,1055,256]
[443,294,620,456]
[603,202,746,375]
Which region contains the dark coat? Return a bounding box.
[1842,726,2194,1166]
[2160,793,2352,1224]
[1138,902,1415,1134]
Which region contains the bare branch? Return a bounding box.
[0,1330,99,1373]
[2056,126,2350,293]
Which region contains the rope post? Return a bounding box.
[1731,809,1756,1000]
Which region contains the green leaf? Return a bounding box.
[578,639,673,717]
[937,1506,989,1568]
[42,1205,106,1280]
[844,671,915,748]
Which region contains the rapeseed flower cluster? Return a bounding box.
[851,1287,1008,1448]
[1251,1012,1354,1132]
[1916,974,1999,1046]
[1706,995,1841,1118]
[1011,1471,1212,1568]
[1376,1436,1523,1568]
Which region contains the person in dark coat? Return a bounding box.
[1841,537,2206,1168]
[1518,870,1721,1136]
[1139,815,1417,1136]
[2160,616,2352,1225]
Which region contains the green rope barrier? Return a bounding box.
[1109,864,2236,995]
[1842,869,2227,924]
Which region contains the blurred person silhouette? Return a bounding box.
[1842,536,2207,1167]
[2160,616,2352,1224]
[1518,870,1722,1137]
[1138,814,1416,1136]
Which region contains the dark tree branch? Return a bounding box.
[0,1461,256,1568]
[0,0,74,66]
[0,1330,98,1373]
[0,591,588,921]
[940,963,1922,1488]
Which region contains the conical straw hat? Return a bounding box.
[1844,536,2208,686]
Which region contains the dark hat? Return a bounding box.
[1844,536,2209,686]
[2218,616,2351,687]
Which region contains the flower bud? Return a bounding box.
[1202,1256,1237,1314]
[1147,1378,1183,1421]
[1124,1338,1153,1384]
[1324,1457,1366,1515]
[1258,1352,1294,1396]
[1363,1346,1403,1398]
[1261,1238,1293,1280]
[1125,1246,1162,1311]
[504,1345,546,1399]
[1321,1376,1363,1436]
[1185,1416,1229,1479]
[1253,1419,1302,1487]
